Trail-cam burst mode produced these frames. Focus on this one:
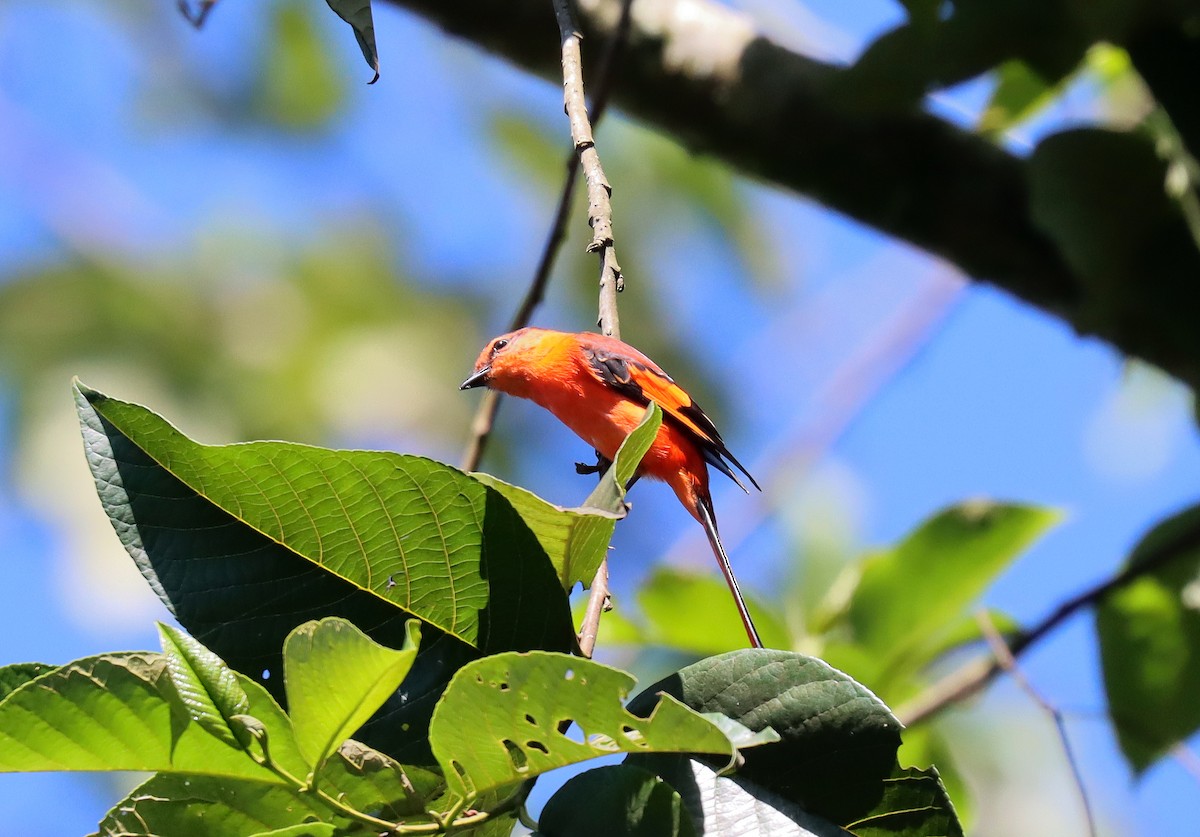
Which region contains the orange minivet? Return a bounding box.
[462,327,763,648]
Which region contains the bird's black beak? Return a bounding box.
[460,366,491,390]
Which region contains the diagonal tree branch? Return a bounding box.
[381,0,1200,391]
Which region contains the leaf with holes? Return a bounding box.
[429,651,733,801]
[284,617,420,770]
[324,0,379,82]
[474,403,661,591]
[158,623,252,750]
[0,653,306,781]
[75,381,574,760]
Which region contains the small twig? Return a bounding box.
[459,0,633,472]
[553,0,625,337]
[976,612,1097,837]
[550,0,633,656]
[899,519,1200,726]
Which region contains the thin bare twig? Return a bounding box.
[550,0,629,657]
[976,612,1098,837]
[899,519,1200,726]
[459,0,633,472]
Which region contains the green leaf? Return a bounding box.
[324,0,379,83]
[845,766,963,837]
[249,826,337,837]
[637,567,790,654]
[1097,503,1200,772]
[93,739,442,835]
[0,653,307,780]
[847,502,1058,681]
[75,381,573,760]
[0,663,55,704]
[158,623,252,750]
[587,403,663,513]
[429,651,733,801]
[979,60,1056,137]
[285,618,420,769]
[538,764,697,837]
[627,650,901,825]
[698,714,781,751]
[92,773,330,837]
[633,756,848,837]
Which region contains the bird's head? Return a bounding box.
[460,327,557,395]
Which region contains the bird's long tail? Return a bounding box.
[695,496,764,649]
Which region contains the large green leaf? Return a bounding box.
[1097,503,1200,772]
[93,740,443,836]
[474,403,662,591]
[0,653,306,780]
[285,618,420,770]
[429,651,733,801]
[627,650,901,825]
[846,502,1058,683]
[538,763,697,837]
[75,381,573,760]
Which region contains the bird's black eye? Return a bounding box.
[491,338,509,355]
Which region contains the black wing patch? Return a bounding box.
[587,351,648,403]
[584,348,761,493]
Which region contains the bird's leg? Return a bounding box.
[574,450,612,479]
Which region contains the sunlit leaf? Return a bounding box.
[0,653,306,780]
[284,618,420,769]
[0,663,55,704]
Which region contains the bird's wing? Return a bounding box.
[580,340,760,492]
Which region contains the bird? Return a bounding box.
[460,327,763,648]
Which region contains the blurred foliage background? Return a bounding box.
[1,0,1198,834]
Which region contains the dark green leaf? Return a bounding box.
[1097,503,1200,772]
[627,650,901,825]
[0,653,307,780]
[0,663,55,704]
[75,381,573,761]
[632,756,848,837]
[158,622,252,750]
[845,765,962,837]
[429,651,732,801]
[324,0,379,83]
[539,764,697,837]
[284,618,420,770]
